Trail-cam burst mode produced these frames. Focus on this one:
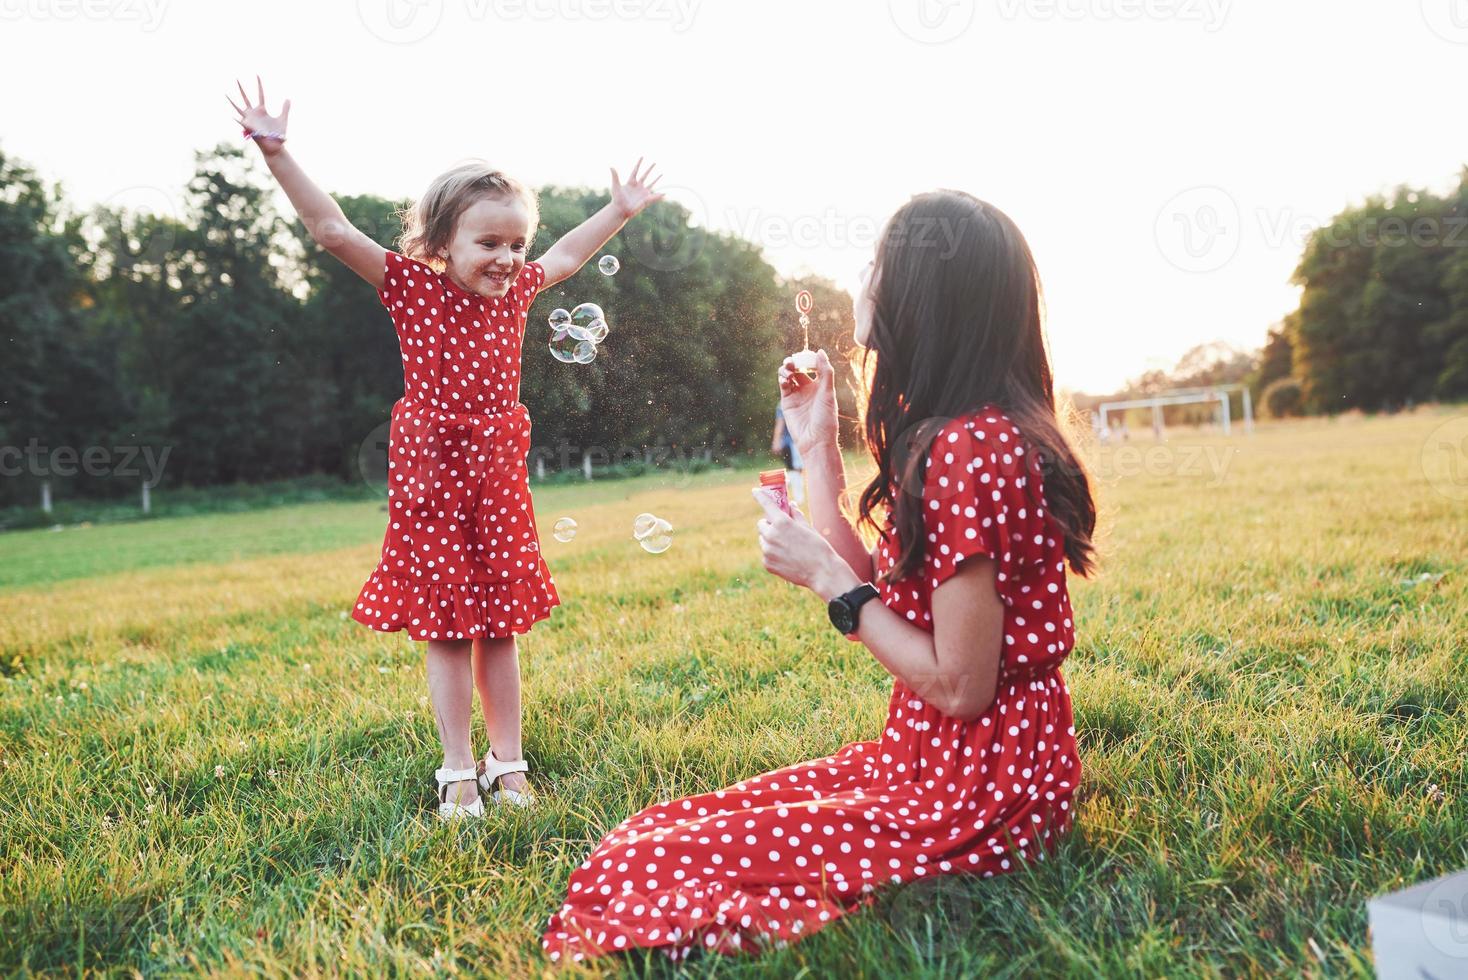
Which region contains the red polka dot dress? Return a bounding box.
[351,251,559,641]
[542,407,1082,963]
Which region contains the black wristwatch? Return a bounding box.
[828,583,880,635]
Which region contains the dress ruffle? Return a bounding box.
[351,563,559,640]
[544,875,862,963]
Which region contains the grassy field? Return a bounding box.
[1,408,1465,977]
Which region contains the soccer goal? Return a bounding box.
[1096,384,1254,440]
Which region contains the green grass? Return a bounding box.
[0,463,758,591]
[1,408,1465,977]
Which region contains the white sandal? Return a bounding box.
[478,748,533,807]
[435,765,485,820]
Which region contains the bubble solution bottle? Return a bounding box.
[755,469,794,517]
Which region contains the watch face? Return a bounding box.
[828,598,854,634]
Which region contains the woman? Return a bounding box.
[543,190,1098,963]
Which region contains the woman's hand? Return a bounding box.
[754,491,862,600]
[610,158,664,219]
[778,349,839,457]
[227,76,289,158]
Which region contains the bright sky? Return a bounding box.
[2,0,1464,392]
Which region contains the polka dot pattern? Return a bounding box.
[350,251,559,641]
[542,407,1081,963]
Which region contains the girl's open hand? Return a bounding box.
[610,158,664,219]
[778,349,839,457]
[227,76,290,157]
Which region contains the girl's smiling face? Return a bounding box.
[441,195,532,299]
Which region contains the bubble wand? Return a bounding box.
[791,290,818,379]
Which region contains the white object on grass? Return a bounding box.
[1368,868,1468,979]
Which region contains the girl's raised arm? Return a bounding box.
[536,158,664,288]
[228,76,386,290]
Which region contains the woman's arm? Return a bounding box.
[229,77,385,289]
[778,351,872,581]
[536,159,663,288]
[800,440,875,583]
[754,496,1004,720]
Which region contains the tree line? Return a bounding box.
[5,144,1463,511]
[1076,168,1468,423]
[0,144,856,510]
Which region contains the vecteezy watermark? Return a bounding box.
[1420,0,1468,45]
[1257,211,1468,253]
[356,0,697,43]
[724,208,961,258]
[356,422,718,493]
[881,415,1237,502]
[355,0,444,43]
[0,440,171,485]
[629,196,961,274]
[621,184,709,272]
[888,0,977,44]
[476,0,698,30]
[1090,442,1235,486]
[1154,186,1241,274]
[0,0,168,30]
[890,0,1231,43]
[1156,187,1468,273]
[1420,871,1468,960]
[94,184,183,269]
[1420,415,1468,502]
[357,420,394,490]
[995,0,1231,31]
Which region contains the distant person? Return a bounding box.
[546,191,1098,963]
[229,77,666,819]
[772,402,806,510]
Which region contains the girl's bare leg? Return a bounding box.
[472,636,529,794]
[425,639,478,807]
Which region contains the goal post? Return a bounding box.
[1096,384,1254,440]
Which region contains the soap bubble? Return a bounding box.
[569,302,606,342]
[552,517,578,542]
[549,328,579,363]
[598,254,620,276]
[548,308,571,329]
[638,517,674,555]
[573,340,597,364]
[633,513,673,554]
[585,319,609,344]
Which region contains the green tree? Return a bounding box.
[158,144,300,485]
[521,191,787,468]
[1290,178,1468,411]
[0,148,114,507]
[290,192,407,478]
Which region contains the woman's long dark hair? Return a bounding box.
[857,191,1097,582]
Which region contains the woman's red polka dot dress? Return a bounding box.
[543,407,1082,962]
[351,251,559,641]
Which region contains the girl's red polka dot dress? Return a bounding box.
[351,251,559,641]
[543,408,1081,962]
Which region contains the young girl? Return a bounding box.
[543,190,1096,961]
[228,78,663,819]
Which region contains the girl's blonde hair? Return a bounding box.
[397,161,539,270]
